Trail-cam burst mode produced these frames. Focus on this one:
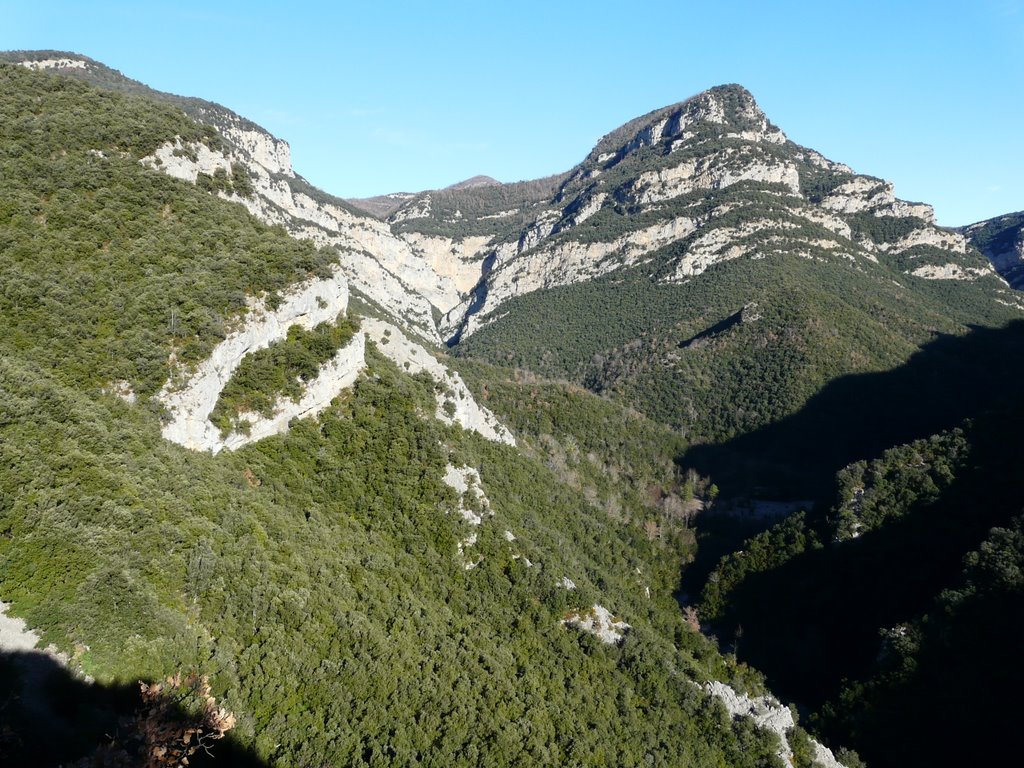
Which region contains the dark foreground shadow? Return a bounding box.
[692,391,1024,768]
[0,650,267,767]
[683,320,1024,499]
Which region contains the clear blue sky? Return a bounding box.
[4,1,1021,225]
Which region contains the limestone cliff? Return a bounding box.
[962,211,1024,289]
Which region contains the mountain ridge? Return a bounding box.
[0,59,803,766]
[8,49,1018,451]
[2,50,1021,767]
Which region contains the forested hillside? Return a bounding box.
[3,53,1023,768]
[0,62,792,767]
[693,323,1024,767]
[445,86,1020,451]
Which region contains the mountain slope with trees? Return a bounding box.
[962,210,1024,288]
[2,51,1022,768]
[0,60,794,767]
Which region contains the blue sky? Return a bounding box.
[3,0,1021,225]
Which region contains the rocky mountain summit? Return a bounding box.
[428,84,1004,343]
[11,52,1012,351]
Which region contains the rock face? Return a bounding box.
[221,123,293,178]
[144,137,234,181]
[962,212,1024,289]
[705,681,848,768]
[398,232,493,313]
[910,263,992,281]
[431,86,999,344]
[442,464,496,568]
[362,317,515,445]
[561,604,631,645]
[159,270,354,453]
[876,226,967,254]
[623,151,801,206]
[821,177,935,222]
[442,464,491,526]
[0,600,44,653]
[19,57,87,71]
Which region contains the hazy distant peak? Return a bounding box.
[446,175,501,190]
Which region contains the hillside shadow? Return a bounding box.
[0,650,266,767]
[701,400,1024,768]
[683,320,1024,499]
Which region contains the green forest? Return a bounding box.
[0,63,787,766]
[3,57,1024,768]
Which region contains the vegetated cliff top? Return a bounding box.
[446,175,501,190]
[347,177,501,219]
[961,210,1024,288]
[0,50,264,133]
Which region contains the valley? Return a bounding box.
[0,51,1021,767]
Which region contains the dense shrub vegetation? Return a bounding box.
[456,249,1016,449]
[4,56,1024,768]
[0,63,786,766]
[209,313,359,434]
[694,390,1024,768]
[0,65,339,399]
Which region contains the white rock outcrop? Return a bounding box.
[877,226,967,254]
[219,333,365,452]
[442,464,491,526]
[0,600,44,653]
[221,124,293,177]
[705,681,849,768]
[876,199,935,221]
[142,138,233,183]
[19,57,87,71]
[565,192,608,226]
[394,232,493,313]
[562,604,630,645]
[910,263,992,281]
[623,150,800,207]
[822,177,935,223]
[362,318,515,445]
[159,269,355,453]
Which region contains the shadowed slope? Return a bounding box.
[684,319,1024,498]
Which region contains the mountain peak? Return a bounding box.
[586,84,785,170]
[446,175,501,190]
